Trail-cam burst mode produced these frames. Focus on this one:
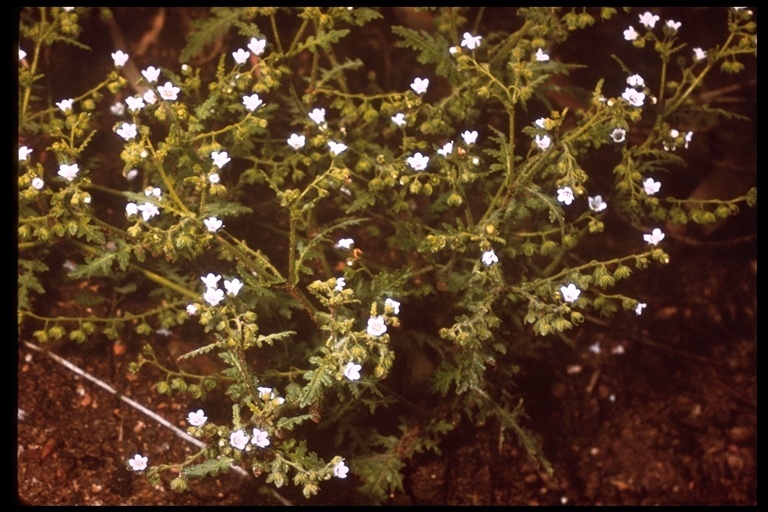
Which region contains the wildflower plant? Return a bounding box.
[17,7,756,503]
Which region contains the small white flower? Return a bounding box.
[643,178,661,196]
[31,177,44,190]
[449,46,458,55]
[367,315,387,337]
[437,141,454,157]
[643,228,665,246]
[329,141,348,156]
[128,454,148,471]
[224,278,243,296]
[482,249,498,266]
[535,48,550,62]
[201,273,221,289]
[343,362,362,381]
[693,47,706,62]
[137,202,159,221]
[229,429,249,450]
[111,50,129,68]
[385,298,400,315]
[110,101,126,116]
[287,133,305,150]
[684,131,693,149]
[257,387,275,400]
[623,26,639,41]
[145,186,162,198]
[116,122,137,141]
[125,169,139,181]
[461,130,478,145]
[125,96,145,113]
[56,99,74,113]
[209,173,220,184]
[157,81,180,101]
[309,107,326,125]
[19,48,26,61]
[407,152,429,171]
[204,217,223,232]
[186,304,199,316]
[211,151,231,168]
[247,37,267,56]
[588,195,607,212]
[336,238,354,249]
[334,277,346,292]
[251,428,270,448]
[621,87,645,107]
[58,163,79,181]
[243,94,264,112]
[141,66,161,83]
[187,409,207,427]
[557,186,574,205]
[627,74,645,88]
[232,48,250,65]
[391,113,406,127]
[203,287,225,306]
[535,134,552,150]
[534,118,547,129]
[410,77,429,95]
[125,203,138,217]
[589,342,601,354]
[665,20,681,33]
[460,32,482,50]
[333,460,350,479]
[19,146,33,161]
[610,128,626,143]
[638,11,660,29]
[143,89,157,105]
[560,284,581,303]
[635,302,647,315]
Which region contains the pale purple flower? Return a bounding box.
[203,287,225,306]
[31,177,44,190]
[535,134,552,150]
[643,228,665,246]
[125,203,138,217]
[557,187,574,205]
[534,118,547,129]
[187,409,207,427]
[665,20,681,33]
[385,298,400,315]
[201,273,221,289]
[333,460,349,478]
[211,151,231,168]
[621,87,645,107]
[309,107,326,125]
[143,89,157,105]
[410,77,429,95]
[635,302,646,315]
[186,304,199,316]
[19,146,33,161]
[482,249,498,266]
[287,133,305,149]
[535,48,550,62]
[336,238,354,249]
[643,178,661,196]
[588,195,607,212]
[224,278,243,296]
[638,11,660,29]
[116,122,137,141]
[111,50,129,67]
[251,428,270,448]
[157,81,180,101]
[560,284,580,303]
[589,342,601,354]
[229,429,249,450]
[623,26,639,41]
[367,315,387,337]
[693,47,706,61]
[137,202,159,221]
[461,130,478,145]
[232,48,250,65]
[125,96,145,113]
[437,141,454,157]
[19,47,26,61]
[56,99,74,113]
[627,74,645,88]
[110,101,125,116]
[407,152,429,171]
[391,113,406,127]
[141,66,160,83]
[334,277,346,291]
[329,141,347,156]
[610,128,626,143]
[343,362,361,381]
[247,37,267,56]
[241,94,263,112]
[209,173,220,184]
[145,186,162,198]
[58,163,79,181]
[204,217,223,232]
[128,454,148,471]
[460,32,482,50]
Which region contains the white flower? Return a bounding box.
[623,26,639,41]
[557,186,574,205]
[635,302,647,315]
[58,163,79,181]
[224,278,243,296]
[56,99,74,113]
[209,173,220,184]
[116,122,137,141]
[201,273,221,289]
[665,20,681,33]
[141,66,160,83]
[329,141,348,156]
[343,362,362,381]
[535,134,552,150]
[643,178,661,196]
[247,37,267,56]
[460,32,482,50]
[125,203,138,217]
[145,186,162,198]
[535,48,550,62]
[287,133,305,150]
[157,81,180,101]
[203,287,225,306]
[229,429,249,450]
[125,169,139,181]
[204,217,223,232]
[143,89,157,105]
[461,130,478,145]
[621,87,645,107]
[211,151,231,168]
[125,96,145,113]
[19,146,33,161]
[334,277,346,292]
[110,101,125,116]
[627,74,645,88]
[684,131,693,149]
[589,342,601,354]
[391,113,406,127]
[187,409,207,427]
[128,454,148,471]
[251,428,270,448]
[534,118,547,129]
[643,228,665,246]
[437,141,454,157]
[410,77,429,95]
[693,47,706,62]
[137,202,159,221]
[560,284,581,303]
[257,387,275,400]
[111,50,129,67]
[407,152,429,171]
[333,460,349,479]
[482,249,498,266]
[588,195,607,213]
[186,304,199,316]
[385,298,400,315]
[19,48,26,61]
[232,48,250,65]
[336,238,354,249]
[309,107,326,125]
[242,94,264,112]
[610,128,626,143]
[367,315,387,337]
[31,177,44,190]
[638,11,660,29]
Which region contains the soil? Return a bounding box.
[16,7,757,507]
